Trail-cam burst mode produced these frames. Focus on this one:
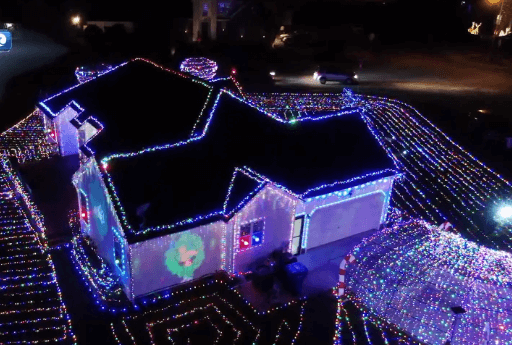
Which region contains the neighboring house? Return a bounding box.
[191,0,257,41]
[83,21,135,34]
[37,58,398,301]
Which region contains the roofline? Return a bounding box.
[40,57,217,161]
[119,166,399,243]
[95,90,399,242]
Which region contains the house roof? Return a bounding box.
[39,59,213,159]
[103,90,397,242]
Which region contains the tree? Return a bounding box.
[84,24,104,48]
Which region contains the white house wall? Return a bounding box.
[231,184,298,273]
[129,221,226,298]
[73,159,132,300]
[78,122,98,147]
[52,105,79,156]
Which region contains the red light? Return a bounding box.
[81,212,86,218]
[231,68,236,74]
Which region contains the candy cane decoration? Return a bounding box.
[438,221,453,231]
[338,254,356,296]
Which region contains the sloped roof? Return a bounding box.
[39,59,213,159]
[103,90,397,242]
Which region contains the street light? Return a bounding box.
[71,15,81,26]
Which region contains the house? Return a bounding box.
[83,21,135,34]
[191,0,271,41]
[37,58,398,301]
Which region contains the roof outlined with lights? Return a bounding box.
[38,58,397,241]
[38,58,214,159]
[100,89,396,241]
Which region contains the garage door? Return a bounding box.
[306,192,386,250]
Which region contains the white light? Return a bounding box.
[5,23,13,29]
[354,74,358,79]
[269,71,276,76]
[498,206,512,219]
[72,16,81,25]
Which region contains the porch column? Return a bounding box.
[192,0,202,41]
[209,0,218,40]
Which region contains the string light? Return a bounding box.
[110,277,306,344]
[0,157,77,344]
[0,110,58,163]
[344,217,512,344]
[179,57,218,80]
[75,64,113,84]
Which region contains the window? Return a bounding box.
[291,216,305,255]
[79,190,88,224]
[114,235,122,267]
[202,3,209,16]
[218,1,231,16]
[239,218,264,251]
[113,228,126,275]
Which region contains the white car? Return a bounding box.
[313,66,358,85]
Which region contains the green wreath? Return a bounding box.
[164,233,205,279]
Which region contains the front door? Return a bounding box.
[291,216,305,255]
[201,21,209,41]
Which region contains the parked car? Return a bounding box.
[313,65,358,85]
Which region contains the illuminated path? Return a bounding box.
[0,109,56,163]
[0,157,76,344]
[362,96,512,250]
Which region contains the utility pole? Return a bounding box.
[492,0,506,51]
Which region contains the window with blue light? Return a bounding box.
[112,228,125,275]
[218,1,231,15]
[239,218,264,250]
[202,3,209,16]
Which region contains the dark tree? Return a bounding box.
[84,24,104,46]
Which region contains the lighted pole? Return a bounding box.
[487,0,505,50]
[71,15,81,28]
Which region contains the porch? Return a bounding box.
[236,228,377,312]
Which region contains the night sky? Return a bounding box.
[0,0,504,41]
[1,0,192,23]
